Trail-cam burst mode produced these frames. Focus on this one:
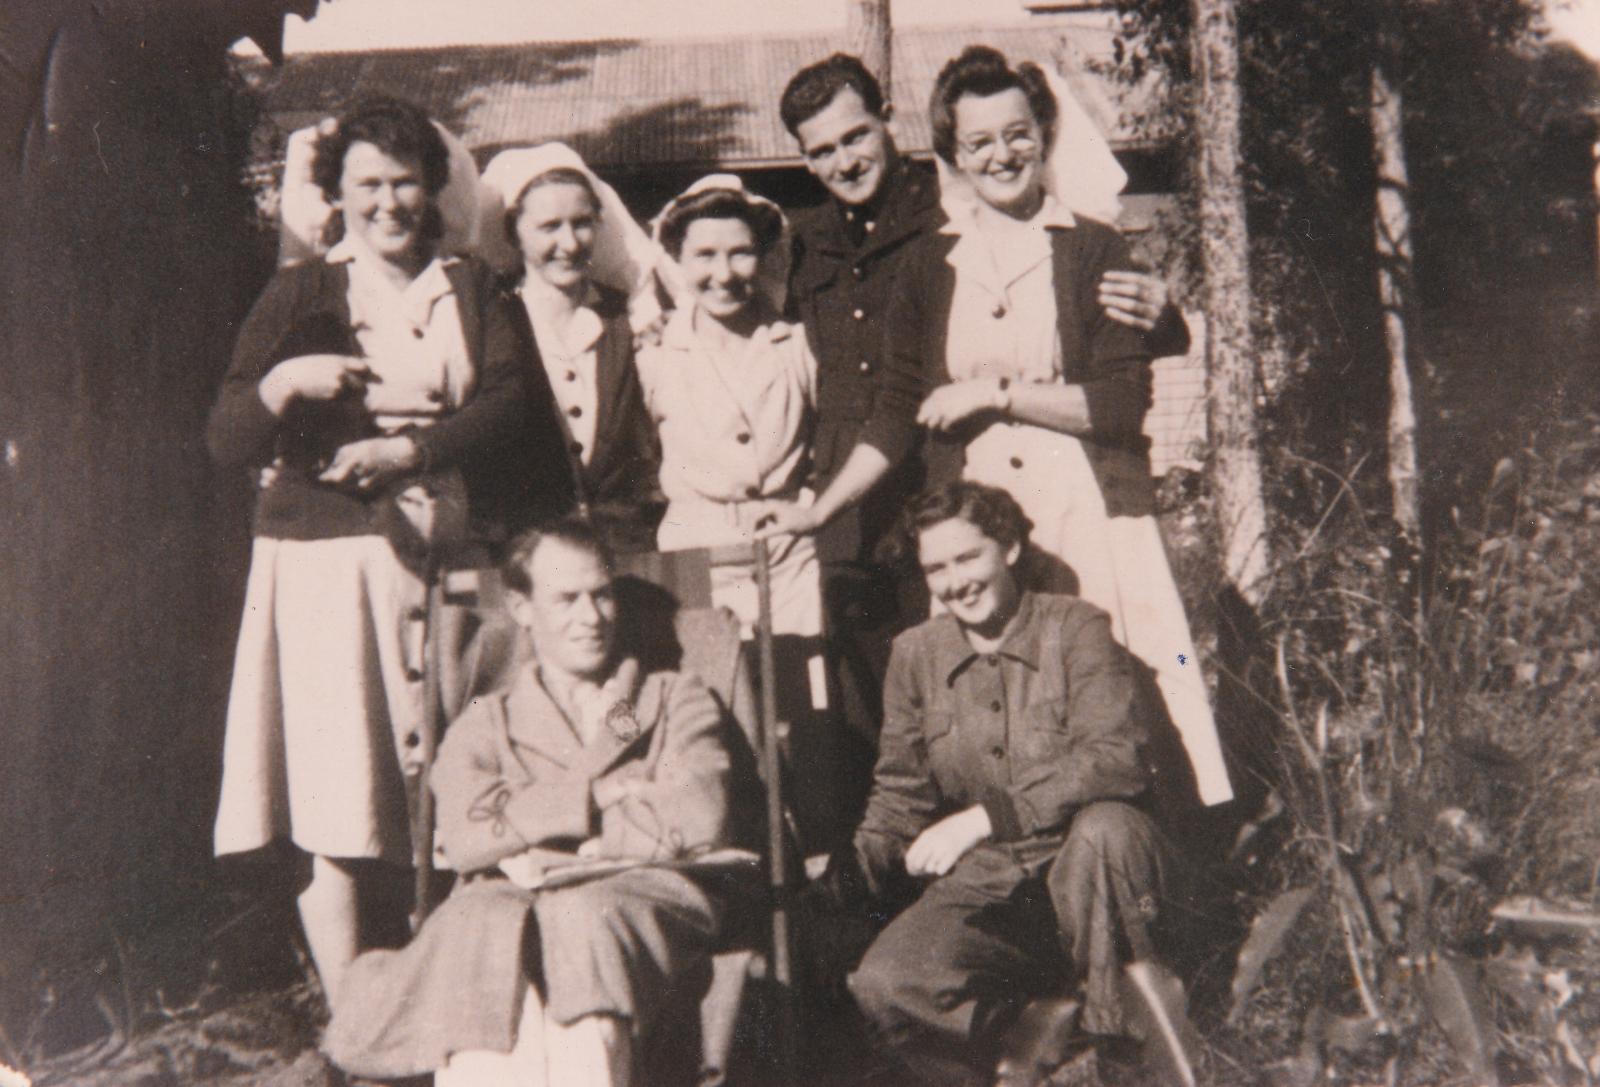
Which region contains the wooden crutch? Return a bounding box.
[753,538,798,1080]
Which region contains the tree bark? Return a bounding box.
[846,0,892,103]
[1192,0,1269,603]
[1372,6,1422,547]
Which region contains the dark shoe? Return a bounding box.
[993,997,1083,1087]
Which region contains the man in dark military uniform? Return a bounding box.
[780,55,945,824]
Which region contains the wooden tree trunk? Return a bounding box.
[1192,0,1269,603]
[846,0,892,102]
[1372,8,1422,547]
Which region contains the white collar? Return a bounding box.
[940,192,1076,237]
[660,303,796,352]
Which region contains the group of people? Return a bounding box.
[208,43,1232,1087]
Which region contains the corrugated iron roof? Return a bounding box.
[262,21,1172,171]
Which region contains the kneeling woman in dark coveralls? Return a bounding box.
[812,480,1186,1083]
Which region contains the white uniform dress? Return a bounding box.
[943,198,1231,805]
[213,235,477,863]
[634,305,822,641]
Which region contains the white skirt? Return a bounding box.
[965,422,1233,806]
[213,535,428,863]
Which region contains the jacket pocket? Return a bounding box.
[1020,696,1071,760]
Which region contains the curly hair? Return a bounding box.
[880,480,1034,569]
[779,52,887,136]
[500,516,616,597]
[656,187,784,261]
[310,97,451,200]
[503,166,602,252]
[928,45,1058,165]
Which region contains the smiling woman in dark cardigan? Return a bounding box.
[207,96,571,1008]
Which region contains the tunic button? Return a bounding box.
[1009,456,1024,469]
[570,440,584,456]
[858,361,871,374]
[990,745,1005,759]
[411,327,425,339]
[404,732,421,749]
[744,485,760,499]
[989,700,1002,712]
[736,432,751,444]
[568,405,582,418]
[852,308,865,320]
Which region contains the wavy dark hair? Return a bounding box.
[880,480,1034,568]
[310,96,450,248]
[779,52,887,136]
[656,187,784,261]
[503,166,602,253]
[501,516,616,597]
[928,45,1058,165]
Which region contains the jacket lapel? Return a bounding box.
[502,669,584,769]
[587,292,631,482]
[445,259,486,372]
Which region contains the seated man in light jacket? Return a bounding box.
[325,516,738,1087]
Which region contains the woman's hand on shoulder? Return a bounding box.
[257,353,372,416]
[1097,270,1168,332]
[917,378,1007,432]
[318,434,422,490]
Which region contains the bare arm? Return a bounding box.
[756,440,892,538]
